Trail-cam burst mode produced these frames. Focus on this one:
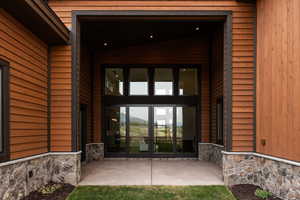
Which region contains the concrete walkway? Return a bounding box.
[79,160,223,185]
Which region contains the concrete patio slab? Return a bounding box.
[80,160,152,185]
[79,160,223,186]
[151,160,223,185]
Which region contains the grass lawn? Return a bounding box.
[67,186,236,200]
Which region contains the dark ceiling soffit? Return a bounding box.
[1,0,69,45]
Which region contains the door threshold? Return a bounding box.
[104,157,198,161]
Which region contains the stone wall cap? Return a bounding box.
[198,143,225,148]
[0,151,82,167]
[222,151,300,167]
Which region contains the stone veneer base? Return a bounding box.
[223,152,300,200]
[0,152,81,200]
[86,143,104,163]
[198,143,224,167]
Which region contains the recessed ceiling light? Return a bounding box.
[195,27,200,31]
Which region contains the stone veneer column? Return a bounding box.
[0,152,81,200]
[51,152,81,185]
[223,152,300,200]
[86,143,104,163]
[198,143,224,167]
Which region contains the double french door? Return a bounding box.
[105,105,197,157]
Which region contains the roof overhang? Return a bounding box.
[1,0,69,45]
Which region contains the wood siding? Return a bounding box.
[48,0,256,151]
[95,36,210,142]
[92,60,102,143]
[50,46,72,152]
[210,25,224,144]
[257,0,300,161]
[0,9,49,159]
[79,45,93,144]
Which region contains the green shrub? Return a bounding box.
[38,183,62,195]
[255,188,272,199]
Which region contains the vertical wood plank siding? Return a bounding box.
[257,0,300,161]
[48,0,256,151]
[50,46,72,151]
[210,26,224,143]
[0,9,49,159]
[79,45,92,144]
[92,61,102,143]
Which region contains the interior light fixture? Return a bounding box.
[195,27,200,31]
[104,42,108,46]
[149,34,154,39]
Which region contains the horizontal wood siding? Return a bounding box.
[48,0,256,151]
[0,9,49,159]
[50,45,72,151]
[95,36,210,142]
[257,0,300,161]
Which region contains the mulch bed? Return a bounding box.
[230,184,282,200]
[21,182,75,200]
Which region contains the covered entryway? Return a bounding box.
[75,11,231,161]
[80,160,223,185]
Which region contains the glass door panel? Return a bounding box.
[129,107,150,153]
[105,107,127,153]
[176,107,196,153]
[154,107,174,153]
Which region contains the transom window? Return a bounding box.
[104,65,199,97]
[154,68,173,95]
[129,68,148,95]
[105,68,124,96]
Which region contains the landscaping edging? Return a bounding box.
[198,143,224,167]
[86,143,104,163]
[223,152,300,200]
[0,152,81,200]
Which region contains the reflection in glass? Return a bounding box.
[129,107,149,153]
[105,107,126,153]
[129,68,148,95]
[154,107,173,153]
[176,107,196,153]
[154,68,173,95]
[179,68,198,95]
[105,68,123,95]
